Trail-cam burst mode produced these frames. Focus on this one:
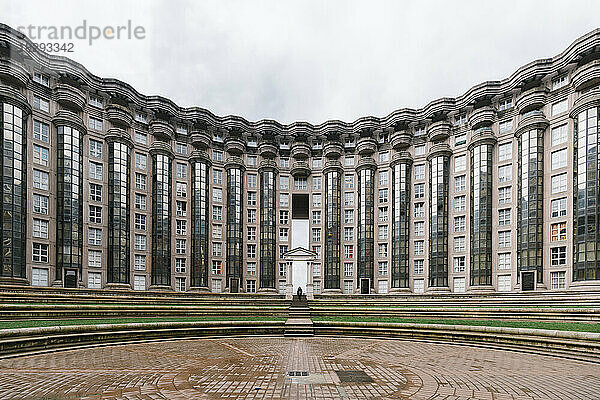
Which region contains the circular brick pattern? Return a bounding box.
[0,337,599,399]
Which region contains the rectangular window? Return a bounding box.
[135,112,147,123]
[33,96,49,112]
[247,209,256,223]
[378,206,388,222]
[312,228,321,242]
[135,132,147,145]
[414,164,425,180]
[135,173,147,190]
[89,205,102,224]
[33,120,50,142]
[454,216,466,232]
[344,210,354,224]
[247,174,257,188]
[134,234,146,251]
[454,133,466,146]
[498,231,511,248]
[88,250,102,268]
[378,225,388,240]
[379,152,389,163]
[551,271,566,289]
[414,221,424,237]
[247,191,257,206]
[499,120,513,134]
[552,75,568,90]
[551,197,567,218]
[551,246,567,266]
[312,176,321,191]
[343,281,353,294]
[89,161,103,180]
[89,94,102,108]
[498,208,511,226]
[345,156,355,166]
[280,245,288,258]
[498,253,511,270]
[379,170,389,185]
[345,192,355,206]
[280,176,289,190]
[212,243,222,257]
[88,228,102,246]
[176,142,187,154]
[312,210,321,225]
[174,277,186,292]
[212,169,223,185]
[454,236,466,252]
[32,218,49,239]
[551,148,568,170]
[551,124,568,146]
[498,186,512,204]
[344,263,353,277]
[135,213,146,230]
[176,239,187,254]
[89,183,102,202]
[414,202,425,218]
[134,275,146,291]
[213,205,223,220]
[453,256,466,273]
[499,98,513,111]
[175,258,186,273]
[33,194,49,214]
[551,222,567,242]
[89,116,103,131]
[247,155,257,166]
[414,260,424,274]
[454,175,466,192]
[279,210,289,225]
[498,142,512,161]
[212,261,223,274]
[414,183,424,199]
[33,144,49,166]
[213,150,223,161]
[212,224,222,239]
[88,272,102,289]
[134,255,146,271]
[135,153,147,170]
[551,99,568,115]
[280,158,289,168]
[33,169,49,190]
[280,193,289,207]
[212,188,222,203]
[414,240,424,256]
[344,175,354,189]
[176,163,187,179]
[344,245,354,259]
[414,145,426,156]
[247,262,256,276]
[378,262,388,276]
[312,246,321,258]
[378,243,388,257]
[344,227,354,241]
[176,220,187,236]
[177,201,187,217]
[454,155,466,172]
[498,164,512,183]
[551,173,568,194]
[279,228,288,242]
[414,278,424,293]
[135,193,147,210]
[295,177,308,190]
[32,243,49,263]
[454,196,466,212]
[312,158,322,169]
[312,194,322,207]
[89,139,103,159]
[454,114,467,126]
[33,72,49,86]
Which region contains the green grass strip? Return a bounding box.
[0,316,286,330]
[312,316,600,333]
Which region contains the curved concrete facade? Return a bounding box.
[2,23,600,293]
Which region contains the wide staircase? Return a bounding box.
[284,294,314,337]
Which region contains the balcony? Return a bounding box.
[390,130,412,150]
[516,87,548,114]
[106,104,133,128]
[468,106,496,130]
[355,156,377,171]
[0,58,29,87]
[356,137,377,156]
[259,141,278,159]
[323,141,343,159]
[515,110,549,137]
[291,142,311,160]
[150,119,174,141]
[54,83,86,111]
[572,59,600,91]
[224,136,245,155]
[190,130,211,149]
[0,84,29,113]
[571,87,600,117]
[52,109,86,132]
[427,120,451,142]
[426,143,453,160]
[291,161,311,177]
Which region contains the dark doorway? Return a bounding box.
[360,278,370,294]
[230,278,239,293]
[64,269,77,288]
[522,272,535,291]
[292,194,309,219]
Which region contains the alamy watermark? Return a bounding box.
[17,20,146,53]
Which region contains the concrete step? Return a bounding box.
[284,317,314,337]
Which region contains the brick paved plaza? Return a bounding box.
[0,337,599,399]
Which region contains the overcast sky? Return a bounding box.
[2,0,600,124]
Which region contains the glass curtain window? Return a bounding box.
[324,168,342,290]
[0,103,27,278]
[107,141,131,284]
[151,152,172,286]
[429,154,450,287]
[357,164,375,286]
[517,129,544,283]
[391,160,411,288]
[470,143,493,286]
[574,108,600,281]
[191,158,210,288]
[260,168,277,289]
[57,125,83,279]
[226,166,244,286]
